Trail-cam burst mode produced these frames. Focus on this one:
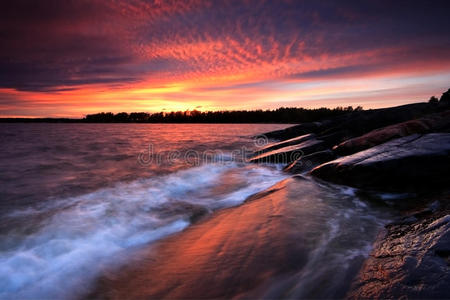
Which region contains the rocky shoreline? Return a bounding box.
[251,89,450,299]
[90,90,450,299]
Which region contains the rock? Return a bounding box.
[258,121,328,140]
[254,133,315,156]
[334,110,450,156]
[284,150,336,173]
[311,133,450,192]
[421,109,450,131]
[251,130,347,166]
[316,130,352,145]
[325,103,435,138]
[260,101,446,142]
[249,138,326,164]
[347,212,450,299]
[334,119,430,156]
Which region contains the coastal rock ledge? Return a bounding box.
[347,211,450,299]
[250,96,450,299]
[310,133,450,192]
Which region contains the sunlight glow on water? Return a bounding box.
[0,124,392,299]
[0,163,288,299]
[0,124,289,299]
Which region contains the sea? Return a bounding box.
[0,123,391,299]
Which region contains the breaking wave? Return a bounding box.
[0,162,287,299]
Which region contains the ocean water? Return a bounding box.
[0,123,391,299]
[0,123,289,299]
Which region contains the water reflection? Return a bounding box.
[93,177,392,299]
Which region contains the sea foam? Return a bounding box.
[0,162,286,299]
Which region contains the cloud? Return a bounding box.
[1,0,450,115]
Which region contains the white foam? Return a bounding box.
[0,162,287,299]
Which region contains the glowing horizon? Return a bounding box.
[1,1,450,118]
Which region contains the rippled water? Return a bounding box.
[0,123,392,299]
[0,124,287,211]
[0,123,289,299]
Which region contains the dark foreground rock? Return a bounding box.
[311,133,450,192]
[347,207,450,299]
[246,94,450,300]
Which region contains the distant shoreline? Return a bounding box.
[0,106,361,124]
[0,119,300,124]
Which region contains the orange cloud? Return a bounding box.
[1,0,450,117]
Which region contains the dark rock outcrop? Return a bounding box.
[260,101,449,142]
[249,138,326,164]
[259,121,329,140]
[319,102,441,138]
[334,119,429,156]
[311,133,450,192]
[251,129,350,165]
[248,95,450,300]
[254,133,315,156]
[347,211,450,299]
[334,110,450,156]
[316,130,351,146]
[284,150,336,174]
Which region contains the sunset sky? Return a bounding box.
[1,0,450,117]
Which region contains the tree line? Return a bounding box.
[83,106,363,123]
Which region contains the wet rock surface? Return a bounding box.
[347,206,450,299]
[249,96,450,299]
[249,138,326,164]
[334,110,450,156]
[259,102,446,141]
[310,133,450,192]
[254,107,450,177]
[260,121,326,140]
[254,133,315,156]
[284,149,336,173]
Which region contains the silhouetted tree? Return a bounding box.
[83,106,365,123]
[440,89,450,104]
[115,112,129,122]
[85,112,115,122]
[429,96,439,104]
[129,112,150,122]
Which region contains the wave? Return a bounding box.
[0,162,287,299]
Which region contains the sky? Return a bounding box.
[1,0,450,118]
